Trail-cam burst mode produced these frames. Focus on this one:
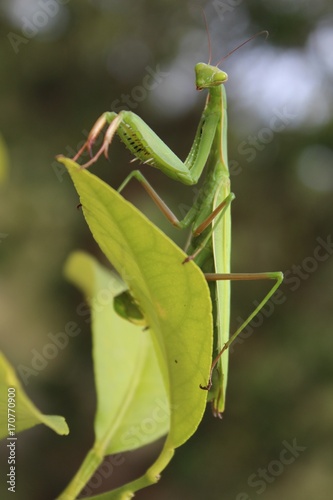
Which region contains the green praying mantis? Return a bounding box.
[73,33,283,418]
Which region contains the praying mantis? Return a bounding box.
[72,34,283,418]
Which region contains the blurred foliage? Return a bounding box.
[0,0,333,499]
[0,134,9,183]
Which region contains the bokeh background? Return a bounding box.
[1,0,333,499]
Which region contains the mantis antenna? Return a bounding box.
[202,10,212,65]
[215,30,269,67]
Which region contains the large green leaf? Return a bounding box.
[0,352,69,438]
[57,157,213,498]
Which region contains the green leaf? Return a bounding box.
[60,251,169,499]
[0,352,69,438]
[65,251,169,454]
[57,157,213,499]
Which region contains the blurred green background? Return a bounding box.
[1,0,333,499]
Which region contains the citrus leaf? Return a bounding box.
[57,157,212,499]
[64,251,169,454]
[0,352,69,439]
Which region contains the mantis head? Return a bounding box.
[195,31,268,91]
[195,63,228,91]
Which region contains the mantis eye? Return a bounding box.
[212,71,228,85]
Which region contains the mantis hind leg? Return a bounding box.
[201,271,284,399]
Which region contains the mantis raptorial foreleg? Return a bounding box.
[74,107,220,186]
